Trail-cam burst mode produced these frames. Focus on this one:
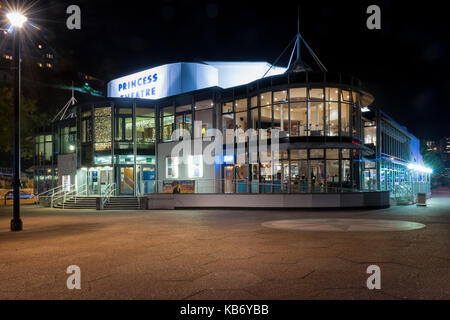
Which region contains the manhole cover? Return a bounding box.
[262,219,426,232]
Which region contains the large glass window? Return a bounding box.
[310,149,324,159]
[290,102,307,137]
[352,91,360,106]
[309,88,324,100]
[161,106,174,142]
[325,87,339,102]
[114,107,132,143]
[309,102,324,136]
[36,135,53,164]
[136,108,156,143]
[175,104,192,139]
[195,100,214,138]
[364,124,377,146]
[222,101,233,114]
[235,99,247,113]
[326,102,339,136]
[290,149,307,160]
[273,104,288,135]
[326,149,340,187]
[259,105,272,140]
[273,90,287,103]
[341,103,350,136]
[341,90,352,103]
[310,160,325,190]
[260,92,272,106]
[44,135,52,162]
[60,125,77,154]
[250,96,258,108]
[125,117,132,140]
[222,113,234,132]
[308,88,324,136]
[289,88,307,101]
[222,101,234,135]
[342,160,351,187]
[235,111,248,142]
[81,113,92,143]
[250,108,259,129]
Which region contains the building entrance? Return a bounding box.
[82,167,113,195]
[137,164,156,195]
[119,166,134,195]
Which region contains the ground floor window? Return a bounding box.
[221,148,354,193]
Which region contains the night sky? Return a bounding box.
[31,0,450,140]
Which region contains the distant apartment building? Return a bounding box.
[439,137,450,166]
[425,140,437,152]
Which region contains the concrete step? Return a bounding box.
[104,197,140,210]
[54,197,97,209]
[54,196,140,210]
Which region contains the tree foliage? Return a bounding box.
[0,87,48,162]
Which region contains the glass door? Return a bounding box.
[119,166,134,195]
[137,165,156,195]
[224,165,234,193]
[99,167,113,195]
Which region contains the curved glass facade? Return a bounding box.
[34,71,429,200]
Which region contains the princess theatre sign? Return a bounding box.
[107,61,287,100]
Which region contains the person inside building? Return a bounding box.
[173,182,181,194]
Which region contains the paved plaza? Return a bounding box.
[0,190,449,300]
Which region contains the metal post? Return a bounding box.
[297,6,300,60]
[11,30,23,231]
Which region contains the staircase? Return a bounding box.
[104,197,140,210]
[53,196,97,209]
[53,195,141,210]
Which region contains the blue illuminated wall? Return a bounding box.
[107,61,287,100]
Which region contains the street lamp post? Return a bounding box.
[7,12,27,232]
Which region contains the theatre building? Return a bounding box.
[34,50,431,209]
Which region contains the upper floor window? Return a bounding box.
[175,104,192,140]
[195,100,214,138]
[136,108,156,143]
[289,88,307,101]
[260,92,272,106]
[160,105,174,142]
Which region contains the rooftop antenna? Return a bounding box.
[52,81,78,121]
[263,6,328,77]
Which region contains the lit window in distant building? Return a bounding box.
[46,53,53,59]
[46,63,52,68]
[38,44,43,49]
[37,62,43,68]
[4,55,12,60]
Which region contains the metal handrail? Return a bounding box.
[74,184,87,203]
[51,184,76,208]
[37,184,64,198]
[101,183,116,208]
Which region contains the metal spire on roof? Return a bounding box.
[263,7,328,77]
[52,81,78,122]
